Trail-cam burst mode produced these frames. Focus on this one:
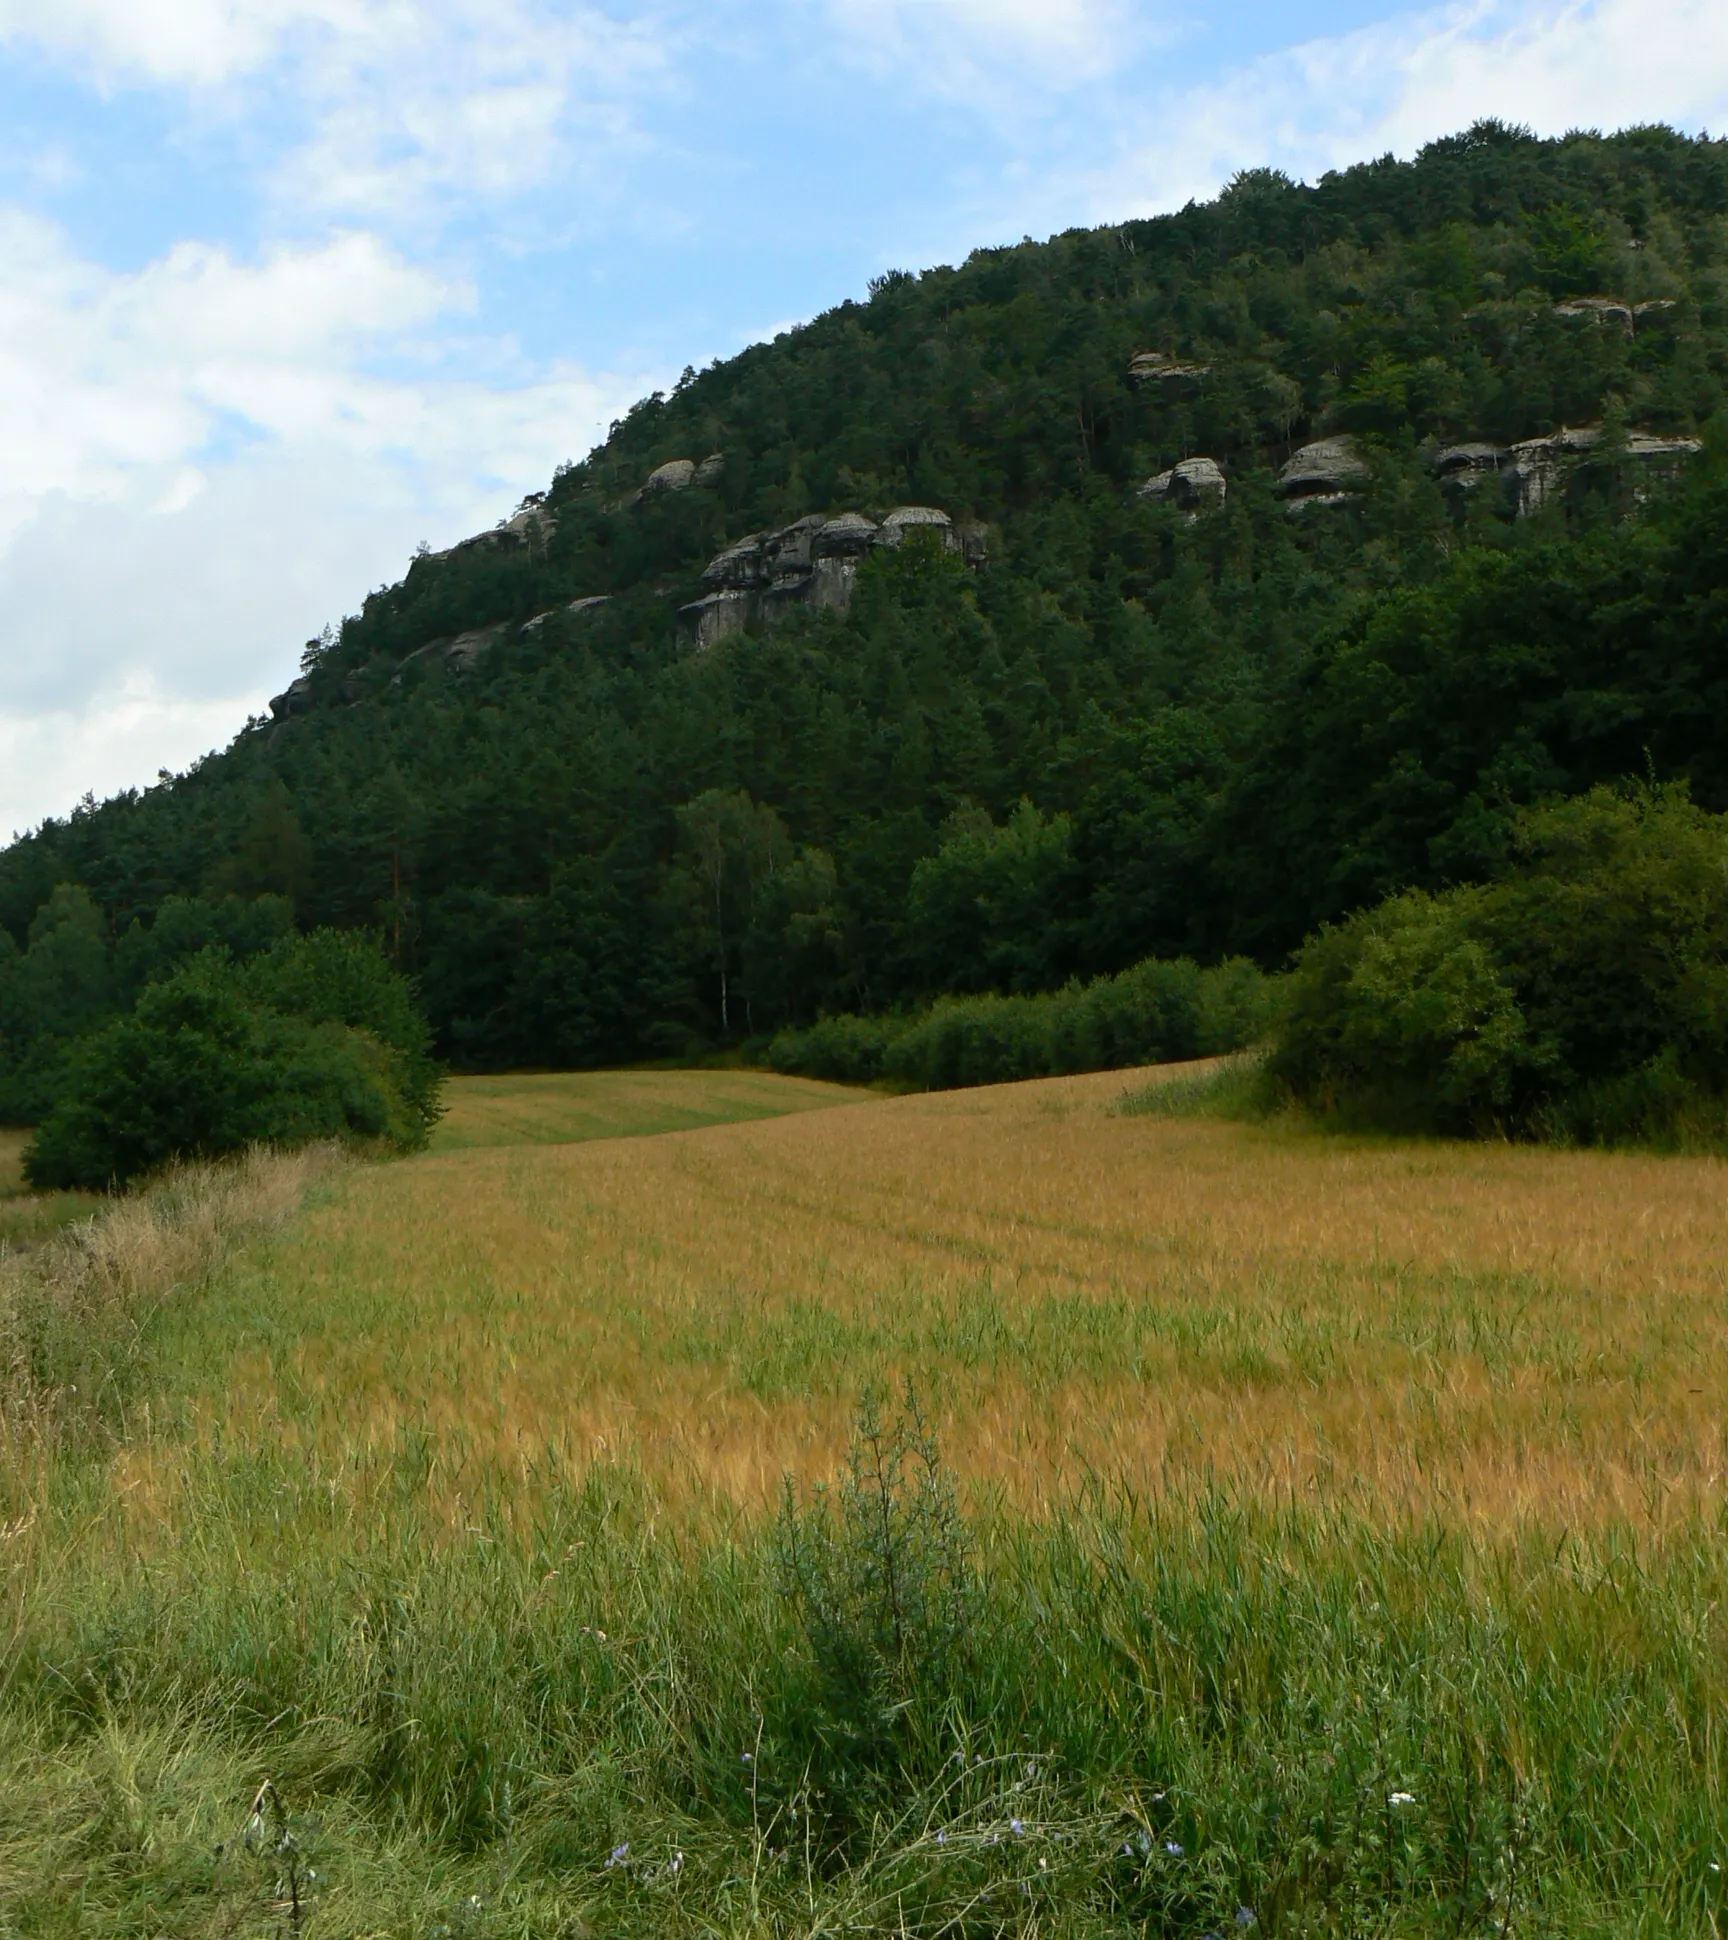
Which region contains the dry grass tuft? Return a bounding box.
[0,1143,342,1446]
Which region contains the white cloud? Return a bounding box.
[273,0,669,226]
[1085,0,1728,221]
[0,0,670,227]
[824,0,1152,111]
[0,209,654,832]
[0,0,361,88]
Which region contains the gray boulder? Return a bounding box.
[520,596,611,638]
[814,512,878,557]
[1128,351,1212,386]
[1279,437,1370,507]
[701,534,767,589]
[641,458,698,497]
[269,676,314,720]
[1554,298,1635,337]
[392,624,505,683]
[1432,443,1505,493]
[694,452,726,487]
[876,506,957,550]
[430,497,557,562]
[1139,456,1227,511]
[764,514,826,580]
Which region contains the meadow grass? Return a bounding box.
[0,1123,104,1249]
[4,1068,1728,1935]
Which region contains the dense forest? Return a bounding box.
[7,119,1728,1079]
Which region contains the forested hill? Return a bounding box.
[8,120,1728,1071]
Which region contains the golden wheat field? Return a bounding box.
[119,1062,1728,1538]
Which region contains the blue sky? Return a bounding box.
[0,0,1724,836]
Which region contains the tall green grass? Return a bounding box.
[5,1428,1726,1935]
[769,957,1278,1090]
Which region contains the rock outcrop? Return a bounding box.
[1138,457,1227,512]
[270,675,314,720]
[1279,437,1370,510]
[1554,298,1635,337]
[520,595,611,638]
[1432,443,1506,494]
[641,458,697,496]
[633,453,726,504]
[1552,297,1678,337]
[1129,351,1212,387]
[1501,425,1702,515]
[392,624,507,684]
[428,496,557,563]
[677,503,983,650]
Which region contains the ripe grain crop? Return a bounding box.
[9,1070,1728,1936]
[150,1065,1728,1533]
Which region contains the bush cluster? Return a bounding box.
[25,930,442,1190]
[768,955,1276,1090]
[1269,784,1728,1144]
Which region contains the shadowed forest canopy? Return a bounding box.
[8,121,1728,1073]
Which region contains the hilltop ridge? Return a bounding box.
[6,119,1728,1071]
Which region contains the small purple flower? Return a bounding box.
[605,1842,629,1869]
[1165,1840,1184,1857]
[1011,1818,1025,1836]
[1236,1909,1257,1929]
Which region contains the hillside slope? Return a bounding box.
[6,120,1728,1069]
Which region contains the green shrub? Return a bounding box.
[769,957,1277,1092]
[1269,784,1728,1142]
[25,941,440,1190]
[238,927,443,1130]
[767,1012,906,1084]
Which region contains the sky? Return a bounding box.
[0,0,1725,838]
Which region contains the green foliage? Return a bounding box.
[24,939,440,1190]
[1269,785,1728,1142]
[8,127,1728,1066]
[0,891,294,1127]
[771,954,1276,1090]
[904,801,1080,996]
[238,926,443,1132]
[0,885,118,1122]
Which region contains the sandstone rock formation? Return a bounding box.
[1554,298,1635,337]
[632,453,726,505]
[1504,424,1702,515]
[1279,436,1370,510]
[428,496,557,563]
[391,624,507,684]
[1129,351,1212,387]
[520,596,611,637]
[1551,297,1679,337]
[641,458,697,496]
[270,675,314,719]
[677,503,982,649]
[1432,443,1506,493]
[1138,457,1227,512]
